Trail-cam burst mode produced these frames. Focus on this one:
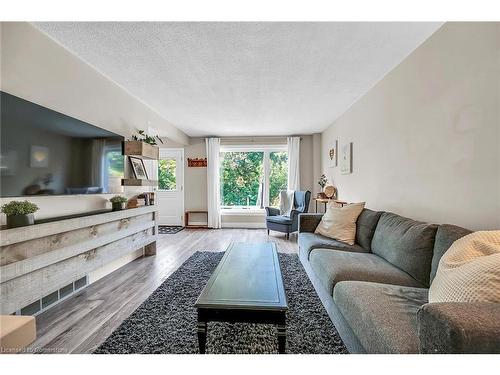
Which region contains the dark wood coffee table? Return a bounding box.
[195,242,288,354]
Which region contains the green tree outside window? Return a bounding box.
[221,152,263,207]
[269,151,288,207]
[158,159,177,190]
[220,151,288,208]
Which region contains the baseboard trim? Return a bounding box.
[221,222,266,229]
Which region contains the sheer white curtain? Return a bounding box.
[206,138,221,229]
[287,136,300,191]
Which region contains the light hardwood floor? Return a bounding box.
[27,228,298,354]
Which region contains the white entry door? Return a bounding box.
[156,149,184,226]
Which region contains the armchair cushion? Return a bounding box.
[266,215,292,225]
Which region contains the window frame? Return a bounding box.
[220,144,287,212]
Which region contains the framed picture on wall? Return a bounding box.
[329,139,338,167]
[340,142,352,175]
[129,156,149,179]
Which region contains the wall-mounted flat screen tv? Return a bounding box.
[1,91,124,197]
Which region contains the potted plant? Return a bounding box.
[131,129,164,146]
[110,195,128,211]
[1,200,39,229]
[317,174,328,198]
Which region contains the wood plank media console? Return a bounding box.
[0,206,158,315]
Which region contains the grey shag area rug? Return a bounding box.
[94,251,348,354]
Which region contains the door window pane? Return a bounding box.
[220,152,264,207]
[158,159,176,190]
[269,151,288,207]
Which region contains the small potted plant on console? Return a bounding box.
[1,200,39,229]
[110,195,128,211]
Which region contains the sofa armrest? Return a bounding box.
[418,302,500,353]
[265,207,280,216]
[298,213,323,233]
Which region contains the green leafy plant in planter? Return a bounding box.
[110,195,128,211]
[131,129,164,146]
[1,200,39,229]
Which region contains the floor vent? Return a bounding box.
[17,276,88,316]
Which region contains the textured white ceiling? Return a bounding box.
[34,22,441,137]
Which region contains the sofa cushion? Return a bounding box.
[333,281,428,353]
[355,209,383,251]
[299,232,367,258]
[309,249,424,295]
[315,202,365,245]
[266,215,292,225]
[430,224,472,283]
[372,212,438,287]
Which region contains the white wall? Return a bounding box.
[321,23,500,230]
[1,22,188,144]
[0,22,189,221]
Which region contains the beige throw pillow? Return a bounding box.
[429,231,500,303]
[315,202,365,245]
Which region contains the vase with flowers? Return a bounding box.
[317,174,328,198]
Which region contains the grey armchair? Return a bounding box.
[265,190,311,239]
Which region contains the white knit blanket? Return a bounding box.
[429,230,500,303]
[279,190,294,217]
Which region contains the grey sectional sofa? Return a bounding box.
[298,209,500,354]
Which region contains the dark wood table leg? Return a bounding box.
[277,324,286,354]
[197,320,207,354]
[315,200,318,213]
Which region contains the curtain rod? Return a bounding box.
[212,136,303,141]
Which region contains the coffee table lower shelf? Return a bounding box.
[194,242,288,354]
[197,307,287,354]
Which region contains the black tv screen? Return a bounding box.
[0,92,124,197]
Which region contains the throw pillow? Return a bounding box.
[315,202,365,245]
[279,190,294,217]
[428,231,500,303]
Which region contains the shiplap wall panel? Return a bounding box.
[0,206,157,246]
[0,207,158,315]
[0,213,152,266]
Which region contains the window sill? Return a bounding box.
[220,208,266,216]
